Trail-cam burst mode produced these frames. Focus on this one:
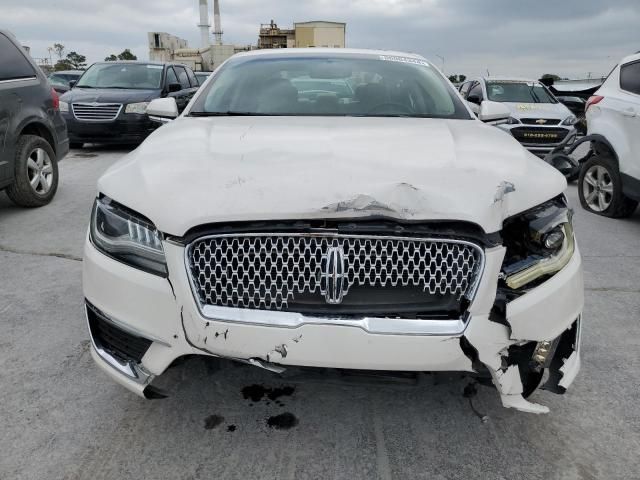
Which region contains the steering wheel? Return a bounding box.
[368,102,414,115]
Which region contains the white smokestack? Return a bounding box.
[198,0,211,48]
[213,0,223,45]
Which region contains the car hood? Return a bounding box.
[98,116,566,236]
[502,102,573,121]
[60,87,160,104]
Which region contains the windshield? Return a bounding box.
[189,54,472,118]
[76,63,163,89]
[486,81,557,103]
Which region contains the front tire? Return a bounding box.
[6,135,59,208]
[578,155,637,218]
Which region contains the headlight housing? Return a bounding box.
[506,116,521,125]
[125,102,150,114]
[90,196,167,276]
[59,101,69,113]
[562,115,578,126]
[501,196,575,290]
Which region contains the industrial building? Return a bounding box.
[258,20,346,49]
[148,0,250,72]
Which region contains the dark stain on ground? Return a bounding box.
[204,414,225,430]
[267,412,298,430]
[241,384,295,402]
[71,153,98,158]
[226,425,237,432]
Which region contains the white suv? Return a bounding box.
[578,53,640,217]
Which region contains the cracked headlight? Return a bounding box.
[562,115,578,126]
[90,196,167,276]
[501,196,575,290]
[125,102,149,114]
[506,116,521,125]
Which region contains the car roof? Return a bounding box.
[620,52,640,65]
[50,70,84,75]
[479,76,541,83]
[233,47,430,62]
[90,61,187,67]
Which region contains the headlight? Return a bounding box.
[501,196,575,290]
[562,115,578,125]
[125,102,150,114]
[506,116,521,125]
[90,196,167,276]
[59,101,69,113]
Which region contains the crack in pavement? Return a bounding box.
[0,244,82,262]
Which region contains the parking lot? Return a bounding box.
[1,145,639,480]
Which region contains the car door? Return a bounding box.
[617,59,640,180]
[172,66,198,113]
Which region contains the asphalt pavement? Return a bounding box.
[1,145,639,480]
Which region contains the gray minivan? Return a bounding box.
[0,30,68,207]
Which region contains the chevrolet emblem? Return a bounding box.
[535,119,547,125]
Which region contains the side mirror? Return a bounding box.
[69,80,77,88]
[147,97,178,123]
[167,83,182,93]
[467,94,481,105]
[478,100,511,123]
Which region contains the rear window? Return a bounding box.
[620,61,640,95]
[0,33,36,81]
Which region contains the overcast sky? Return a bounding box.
[5,0,639,79]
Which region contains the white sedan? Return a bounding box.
[83,48,583,413]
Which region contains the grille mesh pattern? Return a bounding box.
[72,103,122,121]
[188,234,482,312]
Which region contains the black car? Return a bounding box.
[555,95,587,135]
[48,70,84,94]
[0,29,68,207]
[60,61,199,147]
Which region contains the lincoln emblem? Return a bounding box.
[322,246,347,304]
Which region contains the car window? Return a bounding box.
[174,66,191,90]
[76,63,163,89]
[0,33,36,81]
[165,67,179,87]
[467,82,483,100]
[486,81,557,103]
[48,74,68,87]
[186,68,198,88]
[190,54,472,119]
[620,61,640,96]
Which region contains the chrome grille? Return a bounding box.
[72,103,122,121]
[187,234,483,313]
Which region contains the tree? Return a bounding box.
[104,49,138,61]
[541,73,561,81]
[65,51,86,69]
[52,43,65,60]
[54,60,73,71]
[448,74,467,84]
[117,49,137,61]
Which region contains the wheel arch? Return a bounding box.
[17,121,57,157]
[567,134,619,166]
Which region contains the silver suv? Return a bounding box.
[460,77,578,157]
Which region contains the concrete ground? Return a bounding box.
[1,145,639,480]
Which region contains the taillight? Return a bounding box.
[51,87,60,110]
[585,95,604,112]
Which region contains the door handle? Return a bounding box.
[621,108,637,117]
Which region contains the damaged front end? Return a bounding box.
[463,194,583,413]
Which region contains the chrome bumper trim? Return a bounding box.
[85,305,153,385]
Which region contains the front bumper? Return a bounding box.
[499,124,578,157]
[62,112,158,145]
[83,237,584,413]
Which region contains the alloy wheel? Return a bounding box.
[582,165,613,212]
[26,148,54,195]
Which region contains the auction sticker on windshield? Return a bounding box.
[379,55,430,67]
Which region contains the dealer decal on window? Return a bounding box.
[379,55,430,67]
